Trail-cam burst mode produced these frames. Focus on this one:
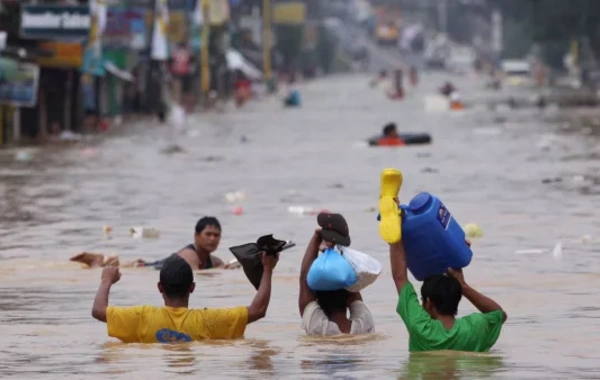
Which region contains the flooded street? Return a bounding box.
[1,73,600,379]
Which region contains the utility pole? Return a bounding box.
[491,8,503,58]
[200,0,211,105]
[437,0,448,35]
[262,0,273,91]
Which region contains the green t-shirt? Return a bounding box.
[397,282,504,352]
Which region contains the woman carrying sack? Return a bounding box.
[298,213,376,336]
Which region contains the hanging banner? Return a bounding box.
[273,2,306,25]
[0,57,40,107]
[188,0,203,51]
[130,13,146,50]
[103,8,146,49]
[151,0,170,60]
[167,0,190,11]
[20,5,91,40]
[82,0,106,76]
[209,0,230,26]
[168,12,187,44]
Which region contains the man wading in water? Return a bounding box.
[298,213,375,335]
[92,253,278,342]
[71,216,227,270]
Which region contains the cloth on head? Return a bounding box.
[317,212,351,247]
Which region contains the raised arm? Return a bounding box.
[448,268,507,323]
[389,240,409,293]
[91,267,121,322]
[247,253,278,323]
[298,229,322,316]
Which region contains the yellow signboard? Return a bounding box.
[209,0,230,26]
[37,42,83,68]
[273,2,306,25]
[168,11,187,43]
[143,10,188,44]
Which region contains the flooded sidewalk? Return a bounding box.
[1,73,600,379]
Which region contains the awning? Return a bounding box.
[104,61,134,82]
[226,49,262,80]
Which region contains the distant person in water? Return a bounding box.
[387,69,404,100]
[449,91,464,110]
[91,253,278,343]
[409,66,419,87]
[372,123,404,147]
[234,70,252,108]
[298,214,374,335]
[389,237,507,352]
[382,123,399,138]
[440,81,457,97]
[71,217,227,270]
[283,74,301,107]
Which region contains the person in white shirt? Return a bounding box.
[298,216,375,336]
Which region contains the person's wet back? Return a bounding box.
[298,213,375,336]
[389,238,507,352]
[91,254,278,343]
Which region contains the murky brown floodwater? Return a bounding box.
[1,73,600,379]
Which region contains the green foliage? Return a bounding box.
[500,1,600,48]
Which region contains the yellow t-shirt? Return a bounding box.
[106,305,249,343]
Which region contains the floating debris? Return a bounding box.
[102,225,112,237]
[552,241,562,260]
[225,191,247,203]
[130,227,160,239]
[288,206,329,216]
[15,150,33,162]
[421,167,439,174]
[515,249,546,255]
[542,177,562,184]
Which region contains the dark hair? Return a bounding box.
[195,216,221,234]
[316,289,350,318]
[421,274,462,316]
[383,123,397,136]
[159,255,194,299]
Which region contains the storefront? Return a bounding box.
[19,4,90,138]
[100,6,146,116]
[0,55,40,144]
[0,1,40,144]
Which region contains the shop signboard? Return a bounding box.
[103,8,146,49]
[37,42,83,69]
[20,4,91,40]
[273,2,306,25]
[0,57,40,107]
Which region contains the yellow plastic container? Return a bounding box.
[378,168,403,243]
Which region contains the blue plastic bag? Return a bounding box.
[307,248,357,291]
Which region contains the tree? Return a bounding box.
[493,0,600,68]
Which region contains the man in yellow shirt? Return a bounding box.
[91,254,278,343]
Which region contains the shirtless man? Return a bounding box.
[71,216,226,270]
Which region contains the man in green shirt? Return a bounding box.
[389,239,507,352]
